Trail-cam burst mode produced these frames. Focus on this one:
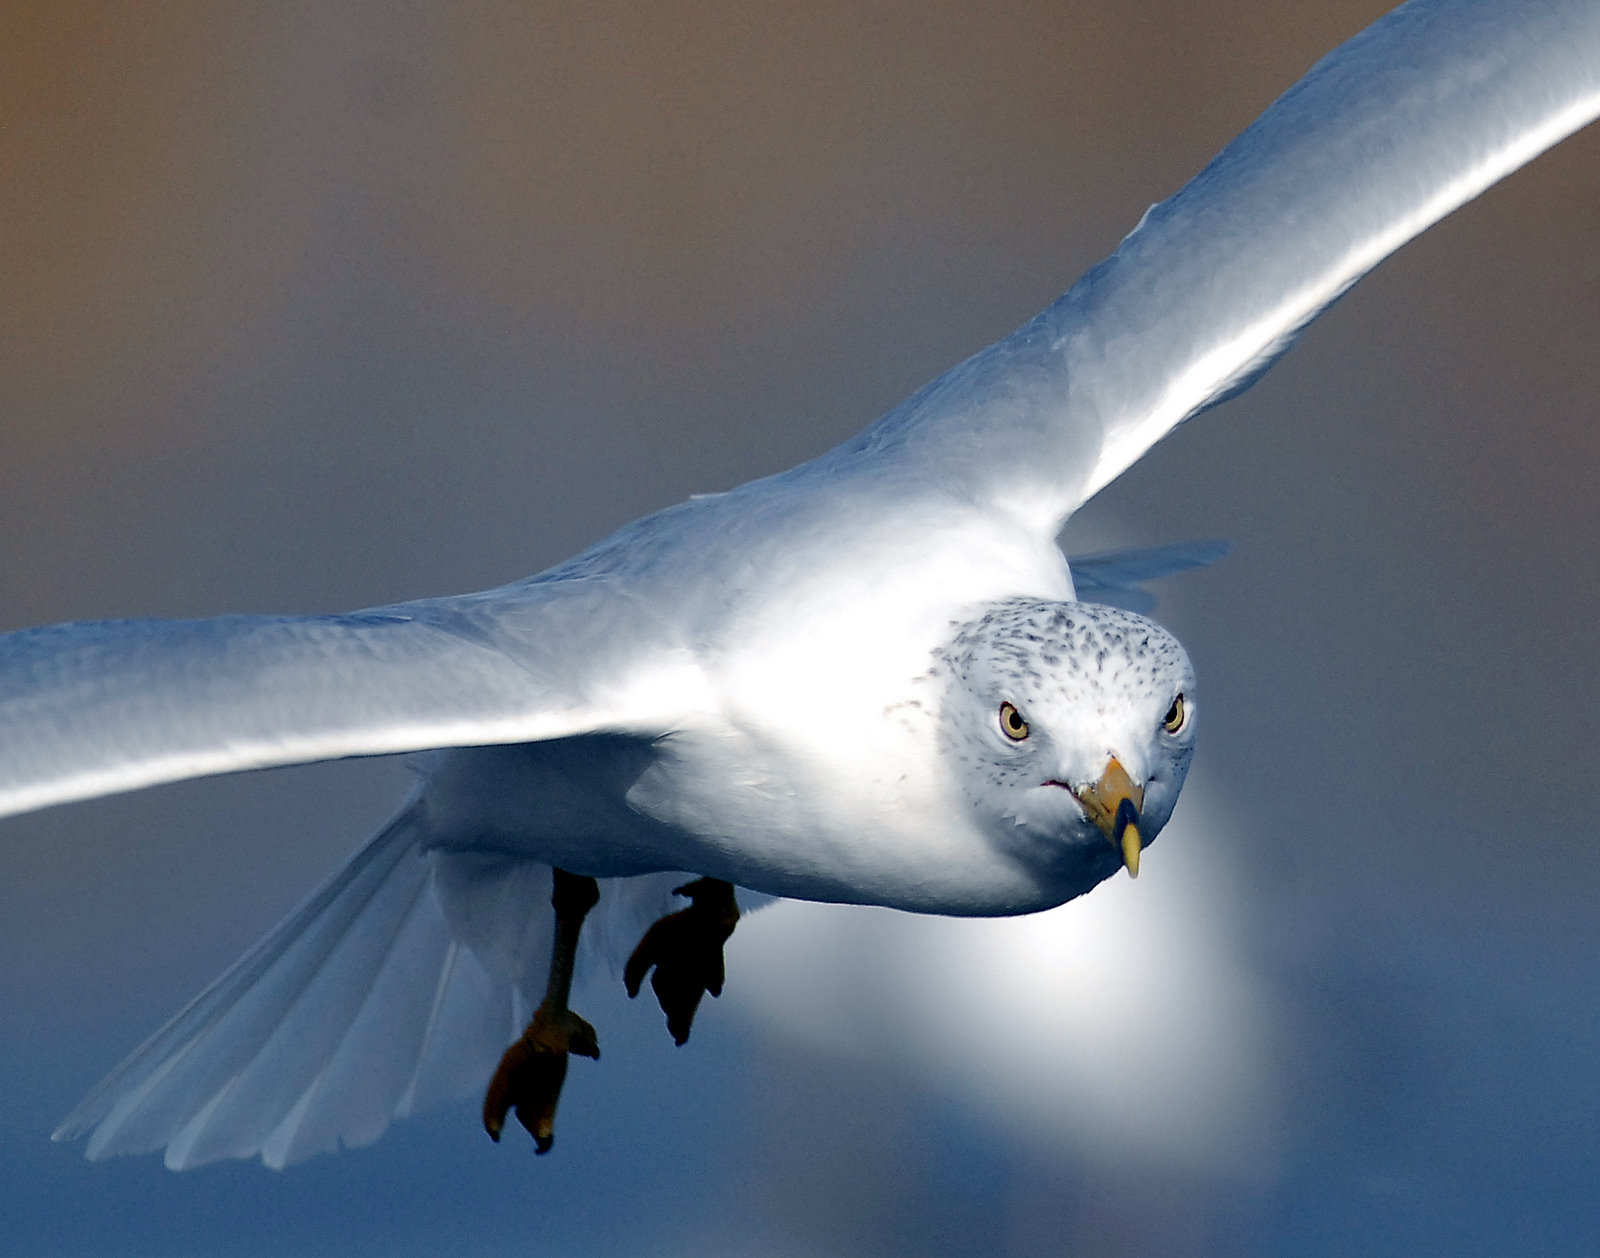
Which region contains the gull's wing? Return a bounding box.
[0,579,705,820]
[847,0,1600,533]
[1068,541,1231,615]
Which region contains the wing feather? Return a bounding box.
[1068,541,1231,614]
[849,0,1600,531]
[0,578,706,820]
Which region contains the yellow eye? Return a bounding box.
[999,701,1029,741]
[1162,694,1188,735]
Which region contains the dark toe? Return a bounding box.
[625,878,740,1043]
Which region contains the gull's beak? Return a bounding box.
[1072,757,1146,878]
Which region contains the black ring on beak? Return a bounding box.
[1113,796,1141,845]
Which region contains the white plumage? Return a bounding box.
[57,790,701,1168]
[3,0,1597,1166]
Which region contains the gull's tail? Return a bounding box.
[53,785,690,1170]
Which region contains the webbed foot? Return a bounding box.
[482,1002,599,1153]
[483,868,600,1154]
[624,877,739,1045]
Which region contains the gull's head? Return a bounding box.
[934,598,1197,901]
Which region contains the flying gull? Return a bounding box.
[2,0,1597,1167]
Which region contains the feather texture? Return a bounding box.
[55,787,697,1168]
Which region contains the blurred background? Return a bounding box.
[2,1,1598,1253]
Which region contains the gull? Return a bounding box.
[3,0,1597,1168]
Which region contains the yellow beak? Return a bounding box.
[1071,757,1146,877]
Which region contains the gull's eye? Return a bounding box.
[998,701,1030,741]
[1162,694,1188,735]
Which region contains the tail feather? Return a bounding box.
[395,937,509,1119]
[254,896,496,1168]
[54,786,756,1169]
[55,793,516,1169]
[165,831,438,1168]
[59,802,424,1160]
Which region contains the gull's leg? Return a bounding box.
[624,877,739,1045]
[482,868,600,1153]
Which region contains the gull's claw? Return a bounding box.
[482,1002,599,1153]
[482,869,602,1154]
[625,877,740,1045]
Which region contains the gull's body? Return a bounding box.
[425,470,1084,914]
[2,0,1598,1168]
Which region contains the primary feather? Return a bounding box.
[852,0,1600,530]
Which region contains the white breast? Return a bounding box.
[615,505,1080,910]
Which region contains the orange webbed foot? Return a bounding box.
[482,1003,599,1153]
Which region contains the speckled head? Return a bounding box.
[933,598,1197,901]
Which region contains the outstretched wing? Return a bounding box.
[847,0,1600,532]
[0,578,706,821]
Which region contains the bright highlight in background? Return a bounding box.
[731,773,1281,1174]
